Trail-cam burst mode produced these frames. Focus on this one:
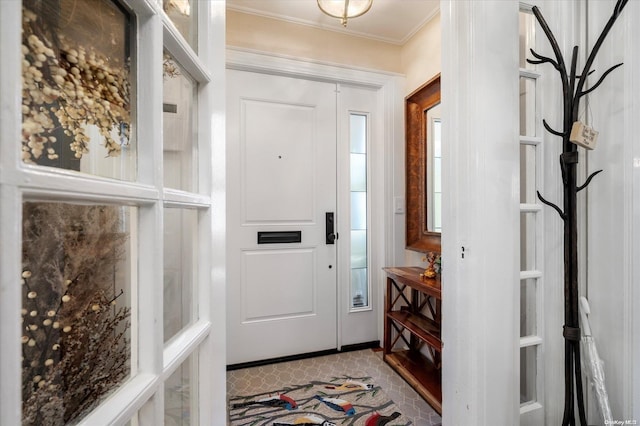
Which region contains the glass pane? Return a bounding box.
[165,354,197,425]
[520,278,537,337]
[126,412,140,426]
[163,0,197,51]
[519,10,536,70]
[350,114,366,153]
[163,52,198,192]
[21,202,133,424]
[520,144,537,204]
[350,113,368,309]
[351,268,368,308]
[350,192,367,230]
[21,0,136,180]
[350,153,366,192]
[520,212,537,271]
[520,345,537,404]
[164,208,197,343]
[520,77,537,137]
[351,230,367,269]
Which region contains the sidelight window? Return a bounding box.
[350,113,369,309]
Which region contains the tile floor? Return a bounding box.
[226,349,442,425]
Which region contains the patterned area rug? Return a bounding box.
[228,374,412,425]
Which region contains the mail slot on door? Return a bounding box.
[257,231,302,244]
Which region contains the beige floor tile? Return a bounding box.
[227,349,441,425]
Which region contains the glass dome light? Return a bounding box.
[317,0,373,27]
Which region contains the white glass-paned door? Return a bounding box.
[1,0,223,424]
[519,5,544,424]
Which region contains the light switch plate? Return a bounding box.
[394,197,405,214]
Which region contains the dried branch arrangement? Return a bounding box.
[528,1,628,424]
[21,202,131,425]
[21,0,131,164]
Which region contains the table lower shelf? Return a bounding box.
[383,349,442,415]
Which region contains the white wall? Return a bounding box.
[402,13,442,96]
[226,9,403,73]
[393,13,442,269]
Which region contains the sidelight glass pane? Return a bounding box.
[351,230,367,269]
[163,0,198,51]
[164,208,197,343]
[520,77,537,137]
[165,354,198,425]
[350,153,366,192]
[350,192,367,230]
[520,144,538,204]
[21,0,136,180]
[351,268,368,308]
[350,114,366,153]
[520,345,538,405]
[21,202,133,425]
[163,51,198,192]
[520,212,537,271]
[520,278,537,337]
[350,113,368,309]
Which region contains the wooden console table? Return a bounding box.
[383,266,442,414]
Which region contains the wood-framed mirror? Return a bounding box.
[406,73,441,253]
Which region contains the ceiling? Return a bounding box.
[226,0,440,45]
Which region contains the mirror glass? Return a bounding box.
[425,103,442,233]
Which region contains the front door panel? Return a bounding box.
[227,69,337,365]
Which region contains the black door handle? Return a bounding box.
[326,212,337,244]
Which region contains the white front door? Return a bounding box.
[227,69,338,365]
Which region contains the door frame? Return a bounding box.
[226,47,404,349]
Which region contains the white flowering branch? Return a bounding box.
[21,6,130,164]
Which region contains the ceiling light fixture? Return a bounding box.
[317,0,373,27]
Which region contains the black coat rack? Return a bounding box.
[527,1,627,425]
